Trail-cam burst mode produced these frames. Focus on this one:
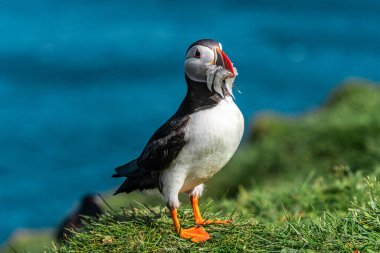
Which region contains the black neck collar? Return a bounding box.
[174,75,222,116]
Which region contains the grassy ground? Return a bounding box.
[3,229,54,253]
[3,79,380,252]
[53,168,380,252]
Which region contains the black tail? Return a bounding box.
[112,159,159,195]
[113,176,141,195]
[112,159,138,178]
[113,172,159,195]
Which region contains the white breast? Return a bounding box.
[175,97,244,192]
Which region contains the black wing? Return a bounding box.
[113,115,190,194]
[137,115,189,172]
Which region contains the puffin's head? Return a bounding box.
[184,39,238,98]
[185,39,235,83]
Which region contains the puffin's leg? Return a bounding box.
[189,184,232,225]
[170,208,210,243]
[162,172,210,243]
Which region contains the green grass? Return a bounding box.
[53,168,380,252]
[2,229,54,253]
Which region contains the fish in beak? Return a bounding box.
[206,46,239,99]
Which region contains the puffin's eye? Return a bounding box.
[194,48,201,58]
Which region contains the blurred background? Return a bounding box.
[1,0,380,248]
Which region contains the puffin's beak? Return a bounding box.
[215,47,235,77]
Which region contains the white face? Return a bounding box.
[185,45,216,82]
[184,42,238,99]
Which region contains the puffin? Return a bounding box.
[57,194,103,242]
[113,39,244,242]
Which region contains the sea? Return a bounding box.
[1,0,380,243]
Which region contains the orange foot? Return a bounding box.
[179,226,211,243]
[190,195,233,226]
[195,219,233,225]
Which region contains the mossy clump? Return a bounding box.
[209,79,380,197]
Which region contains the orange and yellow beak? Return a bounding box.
[215,47,235,77]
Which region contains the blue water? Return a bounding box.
[1,0,380,243]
